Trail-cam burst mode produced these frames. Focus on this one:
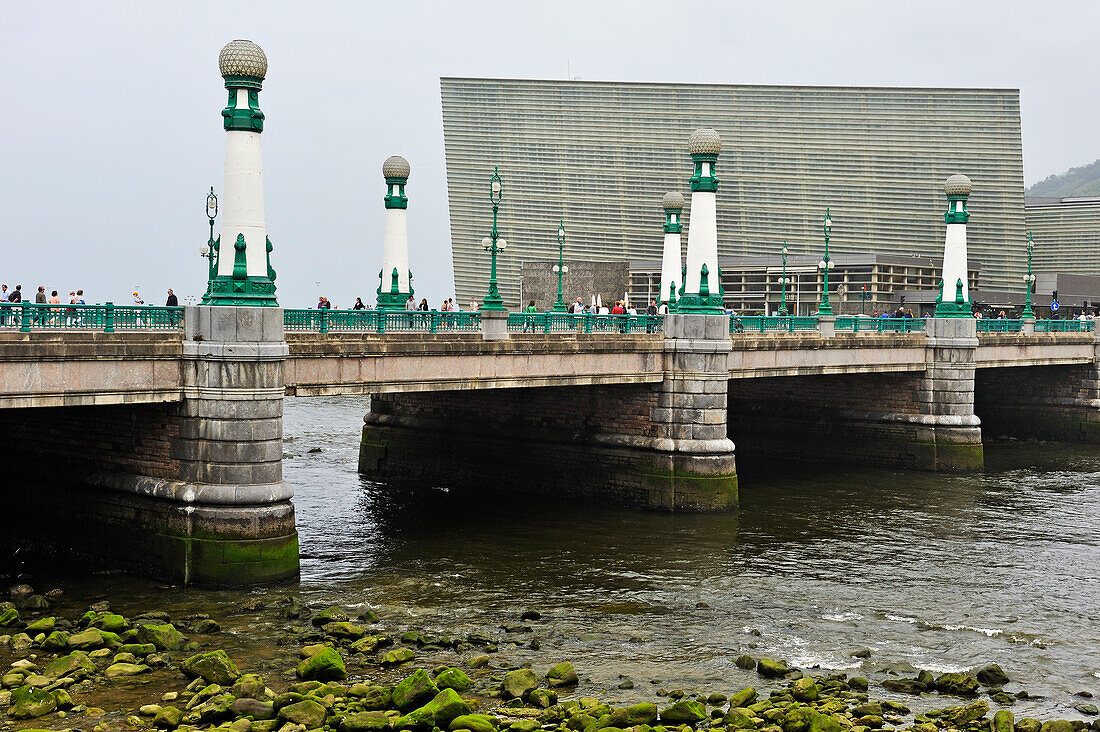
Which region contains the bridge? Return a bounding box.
[2,304,1097,587]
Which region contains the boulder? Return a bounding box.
[153,704,184,728]
[436,667,473,692]
[105,662,151,678]
[1016,720,1042,732]
[136,623,186,651]
[881,679,924,695]
[231,698,276,720]
[723,708,757,729]
[449,715,499,732]
[324,621,367,640]
[24,616,55,633]
[659,700,707,724]
[43,650,95,680]
[792,677,820,702]
[382,648,416,665]
[10,686,57,719]
[502,668,539,700]
[181,649,242,686]
[420,688,472,727]
[735,654,757,670]
[1040,721,1075,732]
[547,661,579,688]
[351,634,393,654]
[1074,704,1099,716]
[341,711,394,732]
[392,668,440,711]
[194,692,236,723]
[394,706,436,731]
[350,684,393,710]
[312,606,350,627]
[68,627,110,649]
[935,672,980,697]
[0,607,19,627]
[91,613,130,633]
[992,710,1015,732]
[756,658,789,678]
[603,703,658,727]
[278,698,328,728]
[232,673,268,700]
[41,630,70,651]
[529,689,557,708]
[729,687,758,708]
[942,700,989,725]
[295,646,346,681]
[977,664,1010,687]
[192,619,221,634]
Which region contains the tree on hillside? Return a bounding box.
[1028,159,1100,197]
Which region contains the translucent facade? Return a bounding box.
[1026,197,1100,276]
[440,78,1027,306]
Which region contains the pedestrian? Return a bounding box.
[0,284,9,326]
[166,289,178,306]
[406,295,416,311]
[36,286,47,304]
[75,289,84,304]
[645,300,658,333]
[132,291,144,305]
[353,297,365,310]
[418,298,429,311]
[469,297,478,311]
[9,285,22,303]
[658,301,669,315]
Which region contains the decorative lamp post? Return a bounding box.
[481,166,508,312]
[376,155,415,310]
[934,174,974,317]
[817,209,835,315]
[200,187,219,298]
[778,241,793,316]
[551,219,569,312]
[204,39,277,306]
[1021,231,1036,318]
[659,191,685,309]
[679,129,725,313]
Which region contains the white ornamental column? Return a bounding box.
[377,155,414,310]
[935,173,974,317]
[205,39,277,306]
[659,191,684,306]
[680,128,724,313]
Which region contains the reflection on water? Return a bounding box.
[6,395,1100,719]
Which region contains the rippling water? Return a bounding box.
[9,395,1100,719]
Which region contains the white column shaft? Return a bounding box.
[659,231,682,301]
[381,209,410,292]
[942,223,970,302]
[220,125,267,278]
[684,191,719,294]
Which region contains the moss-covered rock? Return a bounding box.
[659,700,707,724]
[0,608,18,627]
[295,646,346,681]
[977,664,1010,687]
[43,650,95,680]
[324,621,367,640]
[1039,721,1074,732]
[791,677,820,702]
[10,686,56,719]
[153,705,184,729]
[724,708,757,729]
[529,689,557,708]
[350,684,393,710]
[547,661,579,688]
[756,658,790,678]
[278,698,328,728]
[392,668,440,711]
[312,606,350,627]
[341,711,394,732]
[436,667,472,692]
[992,709,1015,732]
[382,648,416,665]
[935,672,980,697]
[181,649,241,686]
[419,688,472,727]
[602,703,658,727]
[40,630,69,651]
[137,623,185,651]
[351,634,393,654]
[1016,719,1042,732]
[105,662,151,678]
[729,688,758,708]
[24,617,55,633]
[230,697,276,720]
[449,714,500,732]
[502,668,539,700]
[942,700,989,725]
[90,613,129,633]
[231,673,267,700]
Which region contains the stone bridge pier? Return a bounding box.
[359,313,739,511]
[0,307,299,586]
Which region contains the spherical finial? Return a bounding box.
[382,155,411,179]
[219,40,267,79]
[688,128,722,156]
[944,173,972,197]
[662,191,685,211]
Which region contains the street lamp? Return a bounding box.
[551,219,569,312]
[777,241,792,316]
[200,187,218,296]
[817,208,835,315]
[481,166,507,311]
[1022,230,1036,318]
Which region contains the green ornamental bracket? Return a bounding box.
[266,236,277,282]
[231,233,248,280]
[222,78,265,132]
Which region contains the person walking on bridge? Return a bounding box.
[166,289,178,306]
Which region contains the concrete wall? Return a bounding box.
[976,363,1100,443]
[519,260,630,310]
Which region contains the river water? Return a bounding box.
[7,395,1100,720]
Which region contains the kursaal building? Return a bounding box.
[441,78,1026,306]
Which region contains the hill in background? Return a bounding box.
[1028,159,1100,197]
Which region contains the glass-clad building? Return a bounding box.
[441,78,1026,306]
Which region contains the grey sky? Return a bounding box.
[3,1,1097,308]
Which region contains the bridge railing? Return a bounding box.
[976,319,1024,333]
[0,303,183,332]
[283,309,481,333]
[834,316,925,333]
[730,316,820,333]
[1035,318,1094,333]
[506,313,664,333]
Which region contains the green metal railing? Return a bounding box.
[283,309,481,333]
[1035,318,1094,333]
[507,312,664,333]
[976,319,1024,333]
[0,303,182,332]
[834,316,925,333]
[730,316,820,333]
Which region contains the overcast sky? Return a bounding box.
[3,1,1098,308]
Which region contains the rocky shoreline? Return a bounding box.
[1,585,1097,732]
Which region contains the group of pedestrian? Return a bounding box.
[869,307,915,319]
[566,297,641,316]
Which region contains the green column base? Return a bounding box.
[203,275,278,306]
[376,290,413,311]
[907,440,984,471]
[635,453,738,511]
[156,532,300,587]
